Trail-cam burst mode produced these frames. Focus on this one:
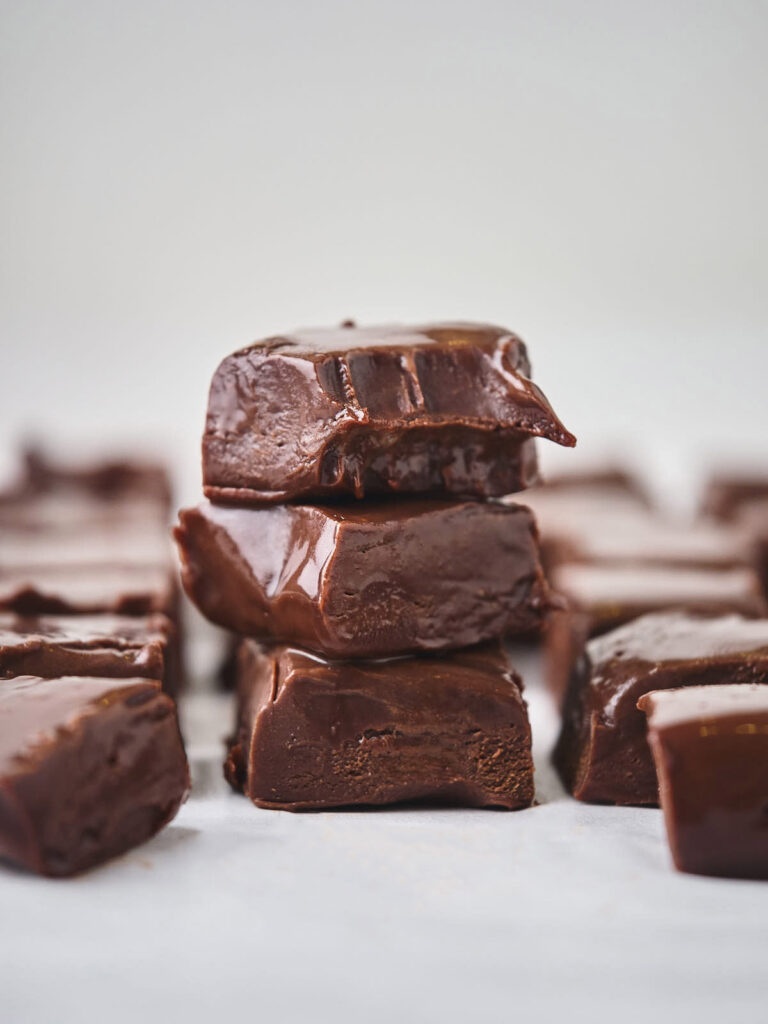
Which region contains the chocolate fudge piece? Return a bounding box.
[0,675,189,876]
[554,611,768,805]
[546,517,755,572]
[544,563,766,704]
[21,444,172,512]
[0,491,168,532]
[0,564,178,618]
[203,321,575,504]
[701,473,768,522]
[0,613,178,695]
[225,640,534,811]
[176,498,552,658]
[638,684,768,879]
[513,473,651,573]
[0,522,172,569]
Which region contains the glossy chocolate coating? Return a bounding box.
[225,640,534,811]
[176,498,552,658]
[0,613,177,695]
[0,675,189,876]
[554,612,768,805]
[544,563,766,704]
[203,321,575,504]
[640,685,768,879]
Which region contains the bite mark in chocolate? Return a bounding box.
[203,321,575,503]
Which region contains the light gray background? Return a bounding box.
[2,0,767,496]
[2,4,768,1023]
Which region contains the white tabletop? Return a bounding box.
[2,646,767,1024]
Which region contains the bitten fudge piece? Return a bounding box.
[544,563,766,704]
[0,675,189,876]
[554,611,768,805]
[225,640,534,811]
[638,685,768,879]
[0,613,177,695]
[203,321,575,504]
[176,498,552,659]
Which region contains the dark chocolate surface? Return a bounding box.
[554,611,768,805]
[203,321,575,503]
[0,613,175,693]
[640,684,768,879]
[225,640,534,811]
[544,563,766,703]
[176,498,552,658]
[0,674,189,876]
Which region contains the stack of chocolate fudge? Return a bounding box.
[0,447,189,876]
[175,321,575,810]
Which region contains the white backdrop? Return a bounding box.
[1,0,767,502]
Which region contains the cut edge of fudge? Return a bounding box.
[225,640,535,812]
[0,674,190,877]
[639,683,768,879]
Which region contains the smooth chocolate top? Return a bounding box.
[265,641,524,703]
[552,518,754,570]
[0,613,171,681]
[550,563,765,621]
[0,674,162,777]
[203,320,575,503]
[176,497,552,658]
[0,564,176,617]
[590,611,768,672]
[638,682,768,729]
[0,524,173,570]
[554,611,768,806]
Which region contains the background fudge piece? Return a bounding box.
[0,675,189,877]
[20,444,173,513]
[0,566,184,694]
[225,640,534,811]
[544,563,766,704]
[545,517,755,573]
[554,611,768,805]
[700,473,768,597]
[514,468,652,572]
[700,473,768,522]
[638,684,768,880]
[0,613,177,695]
[203,321,575,504]
[0,564,178,617]
[0,522,173,570]
[176,498,552,659]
